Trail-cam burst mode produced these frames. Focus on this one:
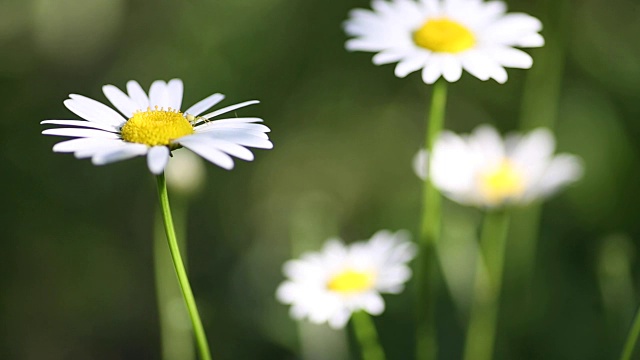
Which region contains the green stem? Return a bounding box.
[156,173,212,360]
[154,196,195,360]
[416,80,448,360]
[351,311,385,360]
[512,0,568,289]
[463,210,510,360]
[620,305,640,360]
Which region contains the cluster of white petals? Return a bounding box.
[276,230,417,329]
[345,0,544,83]
[414,125,583,207]
[42,79,272,174]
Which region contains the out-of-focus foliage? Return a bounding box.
[1,0,640,359]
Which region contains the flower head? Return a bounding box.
[276,230,416,329]
[42,79,273,174]
[344,0,544,84]
[413,125,583,207]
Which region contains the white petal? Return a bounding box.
[147,146,170,175]
[508,128,555,166]
[178,136,235,170]
[184,93,225,117]
[486,62,508,84]
[468,125,505,162]
[460,51,492,81]
[52,138,124,153]
[199,127,269,139]
[202,100,260,119]
[103,85,139,117]
[149,80,168,108]
[413,149,428,180]
[189,138,254,161]
[166,79,183,110]
[328,309,352,329]
[195,121,270,134]
[127,80,149,109]
[372,50,407,65]
[92,143,149,165]
[195,117,264,125]
[440,55,463,82]
[192,130,273,149]
[74,141,132,159]
[361,292,385,315]
[422,57,443,84]
[490,47,533,69]
[531,154,583,198]
[64,95,127,127]
[41,120,119,132]
[516,33,545,47]
[42,128,121,139]
[394,53,429,78]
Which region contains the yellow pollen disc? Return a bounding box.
[479,160,525,205]
[413,18,475,53]
[120,107,194,146]
[327,269,375,293]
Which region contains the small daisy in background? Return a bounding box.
[42,79,272,174]
[344,0,544,83]
[413,125,583,207]
[276,230,417,329]
[165,150,206,196]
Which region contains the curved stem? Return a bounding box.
[156,173,212,360]
[416,80,448,360]
[620,305,640,360]
[154,196,195,360]
[351,311,385,360]
[463,210,510,360]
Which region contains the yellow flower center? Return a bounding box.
[327,269,375,293]
[120,107,194,146]
[413,18,476,53]
[478,160,526,205]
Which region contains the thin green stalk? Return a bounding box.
[511,0,569,297]
[416,80,448,360]
[154,196,195,360]
[351,311,385,360]
[620,305,640,360]
[463,210,510,360]
[156,173,212,360]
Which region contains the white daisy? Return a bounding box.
[276,230,417,329]
[41,79,273,174]
[344,0,544,84]
[413,125,583,207]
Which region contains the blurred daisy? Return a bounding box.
[344,0,544,84]
[42,79,272,174]
[276,230,417,329]
[413,125,582,207]
[165,150,206,196]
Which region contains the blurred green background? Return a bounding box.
[1,0,640,359]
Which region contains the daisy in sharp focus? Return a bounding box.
[276,230,417,329]
[413,125,583,207]
[344,0,544,84]
[42,79,273,174]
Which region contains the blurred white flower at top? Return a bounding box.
[165,150,206,196]
[413,125,583,207]
[276,230,417,329]
[344,0,544,84]
[41,78,272,175]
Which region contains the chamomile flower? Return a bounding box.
[42,79,273,174]
[413,125,583,207]
[276,230,417,329]
[344,0,544,84]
